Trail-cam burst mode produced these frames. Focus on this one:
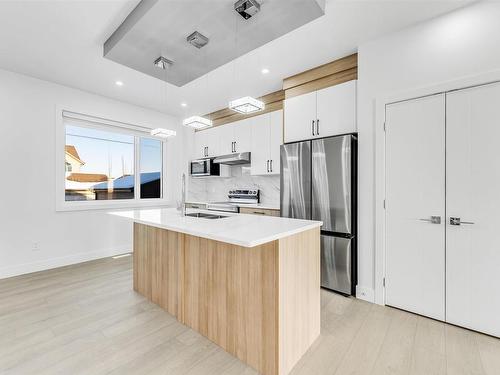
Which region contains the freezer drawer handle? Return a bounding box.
[450,217,475,226]
[419,216,441,224]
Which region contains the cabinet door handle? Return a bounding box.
[312,120,316,136]
[267,160,269,172]
[253,211,266,215]
[270,159,273,172]
[316,119,320,135]
[233,141,236,153]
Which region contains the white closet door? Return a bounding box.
[385,94,446,321]
[446,83,500,337]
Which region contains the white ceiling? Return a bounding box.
[0,0,471,118]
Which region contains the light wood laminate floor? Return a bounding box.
[1,256,499,375]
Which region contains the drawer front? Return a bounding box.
[240,207,281,217]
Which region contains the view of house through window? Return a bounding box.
[64,124,163,202]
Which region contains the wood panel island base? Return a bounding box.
[112,208,321,375]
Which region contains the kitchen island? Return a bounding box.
[110,208,322,375]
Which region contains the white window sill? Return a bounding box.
[56,199,173,212]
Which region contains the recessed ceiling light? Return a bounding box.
[115,81,124,86]
[261,68,270,74]
[181,102,187,107]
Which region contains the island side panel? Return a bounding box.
[181,234,279,375]
[278,227,321,375]
[133,223,181,318]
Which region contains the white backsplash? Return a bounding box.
[188,166,280,205]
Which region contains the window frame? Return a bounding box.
[56,106,170,212]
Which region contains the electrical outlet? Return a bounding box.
[32,242,40,251]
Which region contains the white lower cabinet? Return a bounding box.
[385,82,500,338]
[251,110,282,175]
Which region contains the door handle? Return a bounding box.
[233,141,237,153]
[231,142,234,153]
[419,216,441,224]
[267,160,270,172]
[316,119,320,135]
[312,120,316,136]
[270,159,273,172]
[450,217,475,226]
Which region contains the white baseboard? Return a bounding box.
[0,246,131,280]
[356,285,375,303]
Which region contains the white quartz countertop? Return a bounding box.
[109,208,321,247]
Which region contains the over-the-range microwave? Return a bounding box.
[190,158,220,177]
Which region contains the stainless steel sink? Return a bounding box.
[185,212,228,219]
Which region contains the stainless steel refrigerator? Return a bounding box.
[280,134,357,295]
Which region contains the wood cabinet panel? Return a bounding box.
[133,224,181,317]
[240,207,281,217]
[133,223,320,375]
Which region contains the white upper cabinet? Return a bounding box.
[269,110,283,175]
[284,80,357,143]
[284,91,316,143]
[219,123,235,155]
[251,110,283,176]
[193,127,220,158]
[251,115,269,176]
[316,80,356,138]
[233,118,253,153]
[215,118,253,155]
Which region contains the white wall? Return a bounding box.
[357,2,500,302]
[0,68,185,278]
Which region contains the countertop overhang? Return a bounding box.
[109,208,322,247]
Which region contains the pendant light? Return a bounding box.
[228,13,265,115]
[182,36,212,130]
[151,55,176,138]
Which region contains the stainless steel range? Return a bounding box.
[207,189,259,213]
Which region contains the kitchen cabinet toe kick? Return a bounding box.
[133,223,320,375]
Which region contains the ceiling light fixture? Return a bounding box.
[151,128,176,138]
[154,56,173,70]
[234,0,261,20]
[183,116,212,130]
[115,81,124,86]
[261,68,270,74]
[228,96,265,114]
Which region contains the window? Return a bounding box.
[58,109,167,210]
[139,138,162,199]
